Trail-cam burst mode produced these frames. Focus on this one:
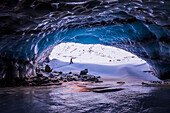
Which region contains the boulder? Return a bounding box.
[80,69,88,75]
[45,65,52,72]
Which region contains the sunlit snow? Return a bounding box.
[48,43,160,81]
[49,43,145,65]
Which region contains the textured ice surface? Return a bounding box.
[0,0,169,79]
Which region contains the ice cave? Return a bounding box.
[0,0,169,80]
[0,0,170,112]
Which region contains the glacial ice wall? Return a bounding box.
[34,21,170,79]
[0,0,169,79]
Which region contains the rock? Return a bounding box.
[69,72,72,74]
[95,80,103,83]
[74,74,79,76]
[49,73,55,78]
[26,78,33,82]
[32,77,38,82]
[51,78,59,82]
[80,69,88,75]
[53,71,58,73]
[45,64,52,72]
[82,75,87,78]
[36,67,41,73]
[53,73,60,76]
[80,75,88,81]
[117,82,125,85]
[59,76,63,80]
[72,76,78,81]
[58,72,63,74]
[63,79,67,82]
[67,77,73,81]
[66,74,73,77]
[36,73,43,78]
[142,82,148,85]
[44,57,50,63]
[41,79,50,84]
[79,74,99,81]
[94,78,103,83]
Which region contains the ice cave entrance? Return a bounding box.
[48,43,159,81]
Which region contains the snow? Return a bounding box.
[49,43,145,65]
[48,43,160,81]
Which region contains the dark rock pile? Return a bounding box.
[0,65,102,87]
[28,66,103,86]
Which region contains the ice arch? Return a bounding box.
[0,21,169,80]
[0,0,169,80]
[35,21,170,79]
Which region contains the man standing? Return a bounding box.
[70,58,73,64]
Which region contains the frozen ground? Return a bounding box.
[48,43,160,81]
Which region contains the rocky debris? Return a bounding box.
[38,67,103,83]
[0,66,103,87]
[142,81,170,87]
[84,74,100,82]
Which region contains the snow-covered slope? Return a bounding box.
[49,43,146,65]
[48,43,160,81]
